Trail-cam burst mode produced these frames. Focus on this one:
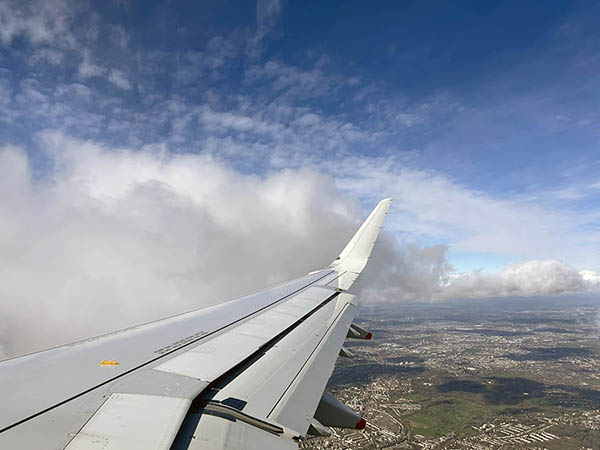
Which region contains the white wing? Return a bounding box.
[0,199,391,450]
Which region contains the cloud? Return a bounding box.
[244,59,358,100]
[198,105,281,136]
[580,269,600,285]
[327,156,600,269]
[256,0,283,39]
[109,24,129,50]
[0,0,77,46]
[357,237,452,303]
[0,133,360,358]
[29,48,64,66]
[77,54,132,90]
[108,69,132,90]
[359,246,600,304]
[441,260,591,299]
[1,132,598,360]
[78,54,105,79]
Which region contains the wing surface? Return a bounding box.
[0,199,391,450]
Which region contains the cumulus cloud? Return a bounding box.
[359,249,600,304]
[357,236,452,303]
[580,269,600,284]
[0,133,361,358]
[441,260,594,300]
[0,133,598,359]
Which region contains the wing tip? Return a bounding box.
[376,198,392,215]
[328,198,392,290]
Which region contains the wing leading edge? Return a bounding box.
[0,199,391,450]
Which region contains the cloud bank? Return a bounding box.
[1,134,598,359]
[441,260,596,299]
[357,238,599,304]
[0,133,360,358]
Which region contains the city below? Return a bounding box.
[303,295,600,450]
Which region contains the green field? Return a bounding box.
[405,396,486,437]
[403,373,585,439]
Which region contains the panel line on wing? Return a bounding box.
[189,290,342,404]
[0,271,334,435]
[266,302,349,417]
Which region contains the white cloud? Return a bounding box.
[78,56,106,79]
[29,48,64,65]
[108,69,132,90]
[55,82,93,102]
[441,260,589,299]
[0,0,77,47]
[0,133,360,358]
[198,105,281,136]
[172,37,239,84]
[244,60,356,100]
[580,269,600,284]
[359,248,600,304]
[77,55,132,90]
[1,132,598,360]
[395,112,424,127]
[327,156,600,270]
[357,237,452,303]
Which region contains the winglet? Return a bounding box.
[330,198,391,290]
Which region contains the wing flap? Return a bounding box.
[153,285,337,383]
[171,292,357,449]
[65,394,190,450]
[267,295,356,434]
[173,412,298,450]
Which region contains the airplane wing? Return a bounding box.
[0,198,392,450]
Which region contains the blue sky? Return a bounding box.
[1,0,600,273]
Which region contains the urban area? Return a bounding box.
[302,295,600,450]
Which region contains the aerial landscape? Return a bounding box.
[304,296,600,449]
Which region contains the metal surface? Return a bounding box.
[154,286,337,382]
[330,198,392,290]
[0,199,392,450]
[314,391,363,429]
[0,270,333,449]
[64,394,190,450]
[173,292,357,449]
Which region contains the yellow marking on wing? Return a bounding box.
[99,360,120,366]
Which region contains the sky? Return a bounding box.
[1,0,600,357]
